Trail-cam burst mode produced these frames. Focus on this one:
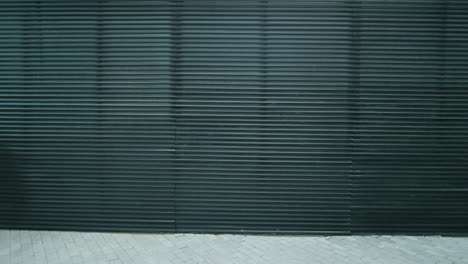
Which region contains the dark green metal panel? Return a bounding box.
[350,0,468,234]
[0,0,467,235]
[0,0,176,232]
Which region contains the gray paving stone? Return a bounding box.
[0,230,467,264]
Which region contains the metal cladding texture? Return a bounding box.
[0,0,467,235]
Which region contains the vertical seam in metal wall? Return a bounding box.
[96,0,104,211]
[170,0,182,232]
[436,2,447,149]
[21,3,29,168]
[349,0,361,234]
[259,0,268,226]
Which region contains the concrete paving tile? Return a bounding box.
[1,230,467,264]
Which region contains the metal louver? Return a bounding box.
[0,0,467,235]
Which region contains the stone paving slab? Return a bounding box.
[0,230,467,264]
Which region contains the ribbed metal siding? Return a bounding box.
[0,0,176,232]
[171,0,351,234]
[0,0,467,234]
[350,0,468,234]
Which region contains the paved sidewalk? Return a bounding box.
[0,230,467,264]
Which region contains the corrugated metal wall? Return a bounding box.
[0,0,467,235]
[350,0,468,234]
